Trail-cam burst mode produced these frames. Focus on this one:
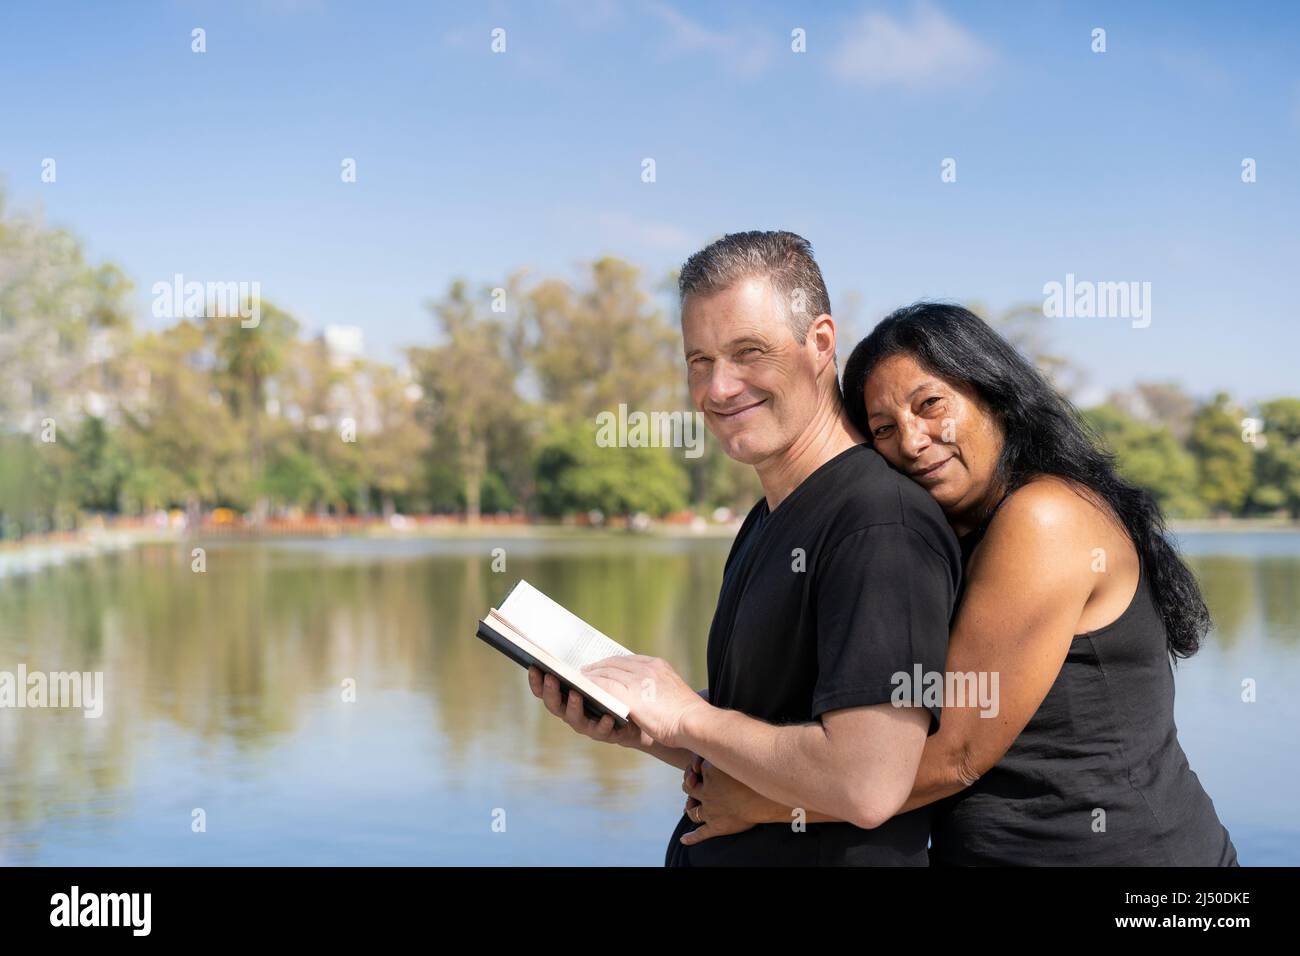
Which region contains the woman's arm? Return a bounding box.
[893,481,1102,810]
[689,479,1114,831]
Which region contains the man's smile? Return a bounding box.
[712,398,767,421]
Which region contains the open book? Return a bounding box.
[476,580,634,727]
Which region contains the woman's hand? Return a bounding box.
[679,754,788,845]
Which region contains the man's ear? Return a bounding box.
[809,313,837,375]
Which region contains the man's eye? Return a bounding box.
[921,396,942,409]
[738,348,759,357]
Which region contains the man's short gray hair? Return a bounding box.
[677,230,832,344]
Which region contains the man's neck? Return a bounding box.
[756,394,863,511]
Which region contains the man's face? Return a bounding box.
[681,276,823,466]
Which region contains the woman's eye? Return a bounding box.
[921,396,942,410]
[873,425,894,439]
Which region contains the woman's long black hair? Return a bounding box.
[842,301,1210,660]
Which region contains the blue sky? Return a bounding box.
[2,0,1297,404]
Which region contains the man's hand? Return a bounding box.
[679,754,774,845]
[527,666,653,750]
[580,654,709,750]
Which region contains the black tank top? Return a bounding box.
[929,494,1239,865]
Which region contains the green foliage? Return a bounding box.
[534,422,689,519]
[1262,398,1300,441]
[68,416,129,511]
[1,191,1297,530]
[478,471,517,514]
[408,279,522,521]
[522,258,682,420]
[1189,393,1254,515]
[261,448,337,510]
[1253,399,1300,518]
[1084,405,1206,518]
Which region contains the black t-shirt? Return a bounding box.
[665,442,962,866]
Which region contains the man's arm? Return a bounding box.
[637,687,709,771]
[582,652,931,829]
[584,520,956,829]
[635,687,710,772]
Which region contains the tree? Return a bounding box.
[116,320,247,512]
[359,362,430,517]
[274,334,361,514]
[1189,393,1254,516]
[208,302,299,518]
[522,257,682,421]
[533,421,689,520]
[68,415,128,512]
[1253,398,1300,518]
[0,189,133,533]
[1084,405,1205,518]
[261,447,337,510]
[1107,382,1196,443]
[409,280,524,522]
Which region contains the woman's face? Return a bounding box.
[862,352,1004,528]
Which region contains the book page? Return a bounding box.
[497,580,633,669]
[482,611,630,721]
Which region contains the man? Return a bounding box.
[528,230,961,865]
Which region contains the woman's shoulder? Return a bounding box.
[992,474,1119,537]
[968,476,1139,632]
[974,475,1133,578]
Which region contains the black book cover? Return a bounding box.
[475,618,629,728]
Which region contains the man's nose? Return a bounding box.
[707,361,746,406]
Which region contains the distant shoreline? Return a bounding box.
[1167,518,1300,533]
[3,515,1298,578]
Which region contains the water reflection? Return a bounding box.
[0,531,1296,864]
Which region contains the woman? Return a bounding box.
[680,302,1238,865]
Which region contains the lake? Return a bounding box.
[0,530,1296,865]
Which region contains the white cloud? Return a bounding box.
[646,1,771,78]
[830,3,995,91]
